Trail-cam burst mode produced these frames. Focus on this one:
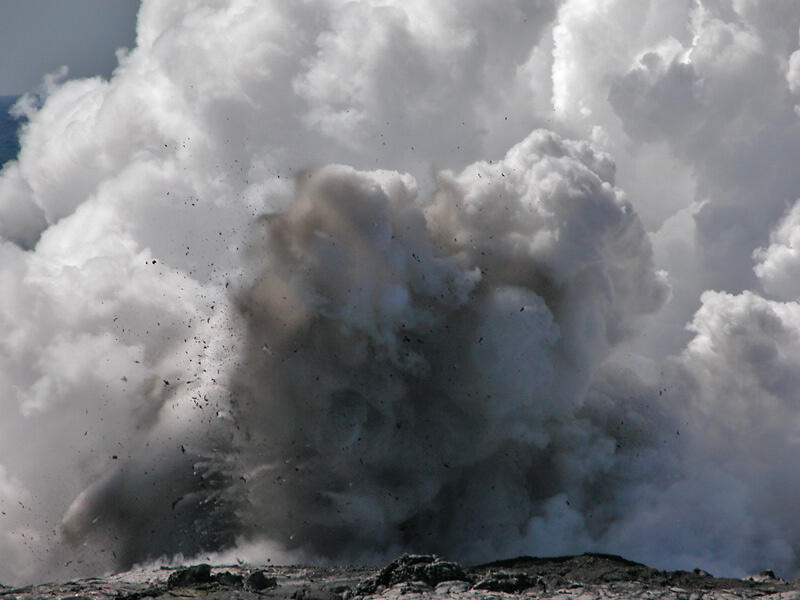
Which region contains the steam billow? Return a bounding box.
[233,137,667,561]
[3,0,800,586]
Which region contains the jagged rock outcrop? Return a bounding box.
[355,554,467,594]
[3,553,799,599]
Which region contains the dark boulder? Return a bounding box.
[356,554,466,594]
[167,563,212,588]
[246,569,278,590]
[214,570,244,587]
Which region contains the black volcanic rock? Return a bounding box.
[166,563,212,588]
[355,554,467,594]
[3,553,798,599]
[472,571,546,593]
[245,569,277,590]
[214,570,244,587]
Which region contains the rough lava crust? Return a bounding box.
[4,553,800,600]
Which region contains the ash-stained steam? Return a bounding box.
[231,139,666,562]
[2,0,800,587]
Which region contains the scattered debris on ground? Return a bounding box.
[3,552,800,599]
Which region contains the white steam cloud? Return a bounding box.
[1,0,800,585]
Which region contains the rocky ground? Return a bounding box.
[4,553,800,600]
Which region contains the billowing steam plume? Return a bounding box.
[1,0,800,586]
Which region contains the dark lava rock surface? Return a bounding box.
[3,552,800,599]
[356,554,467,594]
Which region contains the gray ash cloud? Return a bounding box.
[1,0,800,586]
